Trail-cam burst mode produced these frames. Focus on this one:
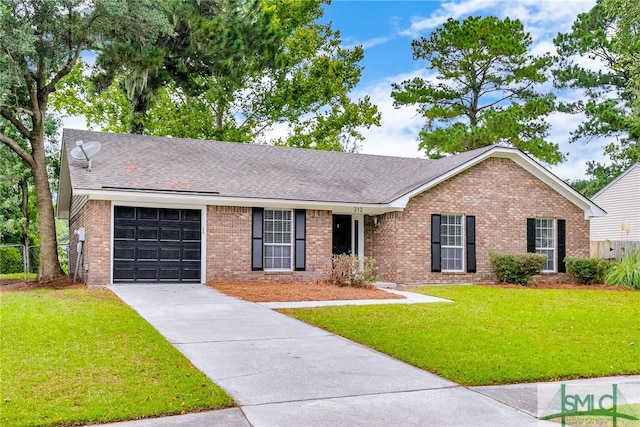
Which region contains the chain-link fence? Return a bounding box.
[0,244,69,279]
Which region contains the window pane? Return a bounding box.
[440,214,464,272]
[264,209,292,270]
[535,218,555,271]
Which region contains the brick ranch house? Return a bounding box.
[57,129,605,286]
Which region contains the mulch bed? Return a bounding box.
[2,276,632,299]
[0,275,86,292]
[207,280,405,302]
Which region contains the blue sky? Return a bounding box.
[65,0,603,181]
[316,0,602,181]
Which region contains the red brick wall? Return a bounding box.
[206,207,332,282]
[70,158,590,286]
[367,158,589,284]
[69,199,111,285]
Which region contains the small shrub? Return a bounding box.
[331,254,377,288]
[564,257,609,285]
[489,252,546,285]
[605,246,640,290]
[0,246,23,274]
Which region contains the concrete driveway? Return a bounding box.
[107,283,554,427]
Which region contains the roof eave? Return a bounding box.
[72,188,403,215]
[56,141,71,219]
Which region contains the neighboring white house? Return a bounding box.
[590,163,640,257]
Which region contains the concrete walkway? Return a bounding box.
[105,283,560,426]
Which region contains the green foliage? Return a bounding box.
[0,289,234,426]
[52,0,380,151]
[565,257,610,285]
[489,251,547,285]
[330,254,377,288]
[391,16,560,164]
[605,246,640,289]
[0,246,22,274]
[0,118,60,245]
[284,286,640,385]
[554,0,640,192]
[1,0,172,280]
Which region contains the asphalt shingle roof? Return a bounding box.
[62,129,495,205]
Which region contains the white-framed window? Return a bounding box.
[535,218,555,272]
[441,214,464,272]
[263,209,292,270]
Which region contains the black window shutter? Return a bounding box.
[251,208,264,271]
[431,214,441,272]
[295,209,306,271]
[526,218,536,253]
[466,216,476,273]
[557,219,566,273]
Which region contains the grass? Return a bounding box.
[0,273,36,280]
[282,285,640,386]
[0,289,234,427]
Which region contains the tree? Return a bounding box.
[0,0,170,282]
[554,0,639,192]
[605,0,640,125]
[53,0,380,151]
[0,118,59,247]
[391,16,560,164]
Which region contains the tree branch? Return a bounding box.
[0,106,33,141]
[44,9,100,94]
[0,133,35,168]
[0,104,35,117]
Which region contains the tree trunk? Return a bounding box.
[19,178,30,247]
[30,132,63,283]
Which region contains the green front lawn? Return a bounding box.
[282,286,640,386]
[0,289,233,427]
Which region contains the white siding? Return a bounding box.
[590,164,640,241]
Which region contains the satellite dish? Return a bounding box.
[70,140,101,172]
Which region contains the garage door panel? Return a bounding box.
[113,265,135,280]
[139,208,159,220]
[160,247,180,260]
[137,227,159,240]
[114,246,135,260]
[135,265,159,280]
[158,266,180,281]
[183,229,201,241]
[113,207,201,283]
[116,206,135,219]
[159,227,181,241]
[182,210,201,222]
[181,265,201,280]
[161,209,180,221]
[137,246,159,260]
[114,225,136,240]
[183,247,201,260]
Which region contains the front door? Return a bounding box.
[332,214,352,255]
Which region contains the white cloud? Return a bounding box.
[352,69,434,159]
[399,0,501,37]
[343,35,392,50]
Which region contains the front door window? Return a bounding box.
[332,214,352,255]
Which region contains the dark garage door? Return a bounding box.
[113,207,201,283]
